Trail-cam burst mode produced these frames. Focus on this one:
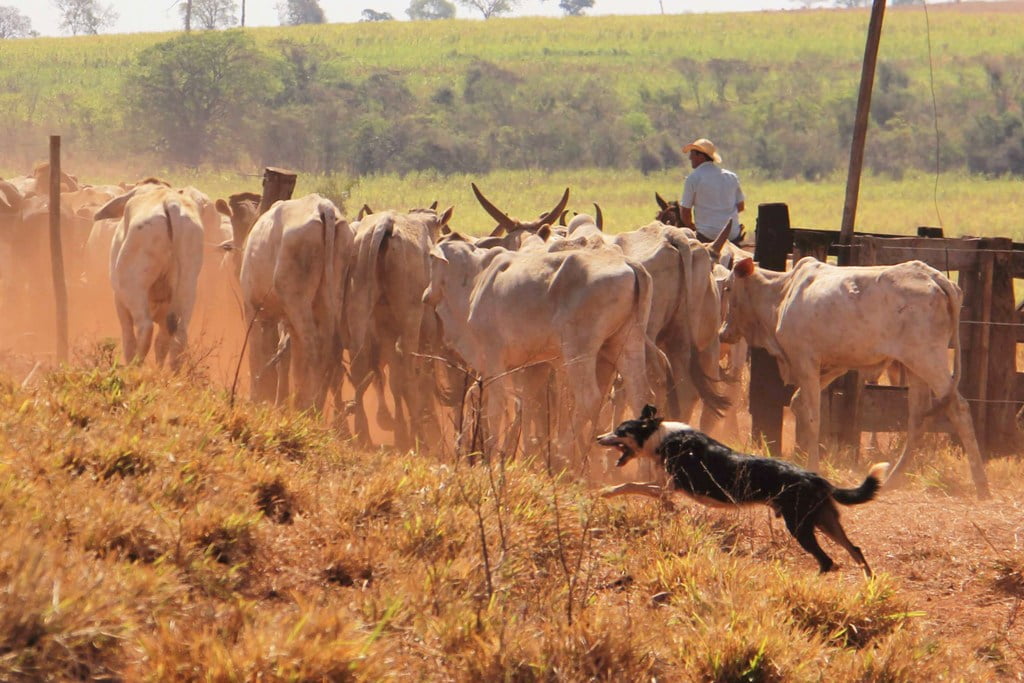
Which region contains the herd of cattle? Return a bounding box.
[0,164,990,494]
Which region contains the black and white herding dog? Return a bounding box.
[597,405,888,576]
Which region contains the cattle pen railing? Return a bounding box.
[747,202,1023,460]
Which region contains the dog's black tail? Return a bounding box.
[832,462,890,506]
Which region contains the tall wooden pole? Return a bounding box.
[836,0,886,454]
[241,0,246,26]
[48,136,68,362]
[838,0,886,265]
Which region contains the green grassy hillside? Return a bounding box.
[0,8,1014,104]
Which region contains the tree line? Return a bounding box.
[3,0,942,36]
[107,30,1023,179]
[0,0,594,37]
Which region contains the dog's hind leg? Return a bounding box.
[817,504,872,577]
[781,509,835,574]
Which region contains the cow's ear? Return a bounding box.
[537,224,551,241]
[734,257,755,278]
[428,245,449,264]
[641,404,658,420]
[438,205,454,228]
[94,190,137,221]
[215,198,232,217]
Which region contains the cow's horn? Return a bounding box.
[710,220,732,258]
[655,192,669,210]
[594,203,603,231]
[536,187,570,228]
[471,183,514,231]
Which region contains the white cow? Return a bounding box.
[94,184,206,368]
[422,236,656,469]
[719,254,990,498]
[239,193,351,412]
[345,206,454,449]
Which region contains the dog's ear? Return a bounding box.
[640,404,658,420]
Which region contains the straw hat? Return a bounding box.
[682,138,722,164]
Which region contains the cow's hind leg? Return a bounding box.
[115,299,138,364]
[887,377,929,486]
[115,285,156,364]
[154,324,171,368]
[902,363,989,497]
[781,505,835,573]
[248,318,280,404]
[346,348,377,447]
[943,392,990,498]
[816,503,871,577]
[286,308,325,412]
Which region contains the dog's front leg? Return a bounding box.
[598,482,676,511]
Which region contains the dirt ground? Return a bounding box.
[690,473,1024,676]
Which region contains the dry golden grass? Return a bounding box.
[0,346,1022,680]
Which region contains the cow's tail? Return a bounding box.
[940,275,966,391]
[832,462,889,506]
[164,200,183,335]
[627,259,655,355]
[320,202,339,349]
[625,259,671,408]
[349,214,391,356]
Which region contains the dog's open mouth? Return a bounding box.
[596,434,634,467]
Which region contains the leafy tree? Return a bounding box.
[277,0,326,25]
[52,0,117,35]
[557,0,593,16]
[180,0,237,30]
[124,31,276,166]
[0,6,33,38]
[407,0,456,20]
[457,0,521,19]
[966,112,1024,176]
[361,9,395,21]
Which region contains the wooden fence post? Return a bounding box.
[986,237,1017,454]
[48,135,68,362]
[257,167,298,216]
[749,203,793,456]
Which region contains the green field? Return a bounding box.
[0,7,1015,105]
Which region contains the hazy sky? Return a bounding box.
[6,0,796,37]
